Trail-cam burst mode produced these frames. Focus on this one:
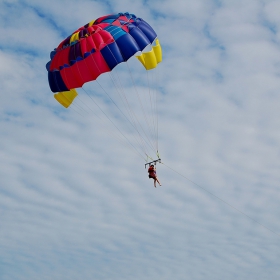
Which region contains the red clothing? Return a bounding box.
[148,166,156,179]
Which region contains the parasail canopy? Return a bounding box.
[46,12,162,103]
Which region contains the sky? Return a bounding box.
[1,0,280,279]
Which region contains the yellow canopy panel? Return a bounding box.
[136,39,162,70]
[54,89,78,108]
[70,32,80,44]
[88,19,96,26]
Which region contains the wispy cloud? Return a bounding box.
[1,0,280,279]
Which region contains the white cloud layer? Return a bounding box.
[1,0,280,279]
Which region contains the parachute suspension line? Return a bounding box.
[64,94,144,158]
[106,74,152,156]
[72,96,145,160]
[148,65,160,155]
[76,95,146,160]
[126,60,157,151]
[125,61,158,155]
[120,63,158,157]
[146,69,158,152]
[101,44,151,148]
[104,44,157,155]
[145,71,155,148]
[76,95,102,116]
[94,78,149,157]
[68,103,87,117]
[161,162,280,238]
[70,97,92,116]
[155,67,160,153]
[147,65,161,154]
[108,69,155,154]
[71,40,148,159]
[81,39,153,157]
[152,70,158,152]
[81,87,146,160]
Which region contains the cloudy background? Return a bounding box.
[1,0,280,279]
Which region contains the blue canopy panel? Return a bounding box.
[104,25,127,41]
[101,18,116,24]
[101,42,124,70]
[115,33,141,61]
[48,70,68,93]
[128,25,152,50]
[135,20,157,43]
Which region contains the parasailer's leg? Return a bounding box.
[157,177,162,186]
[154,176,161,187]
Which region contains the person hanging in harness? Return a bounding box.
[148,164,161,188]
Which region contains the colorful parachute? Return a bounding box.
[46,12,162,108]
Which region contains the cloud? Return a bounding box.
[1,0,280,279]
